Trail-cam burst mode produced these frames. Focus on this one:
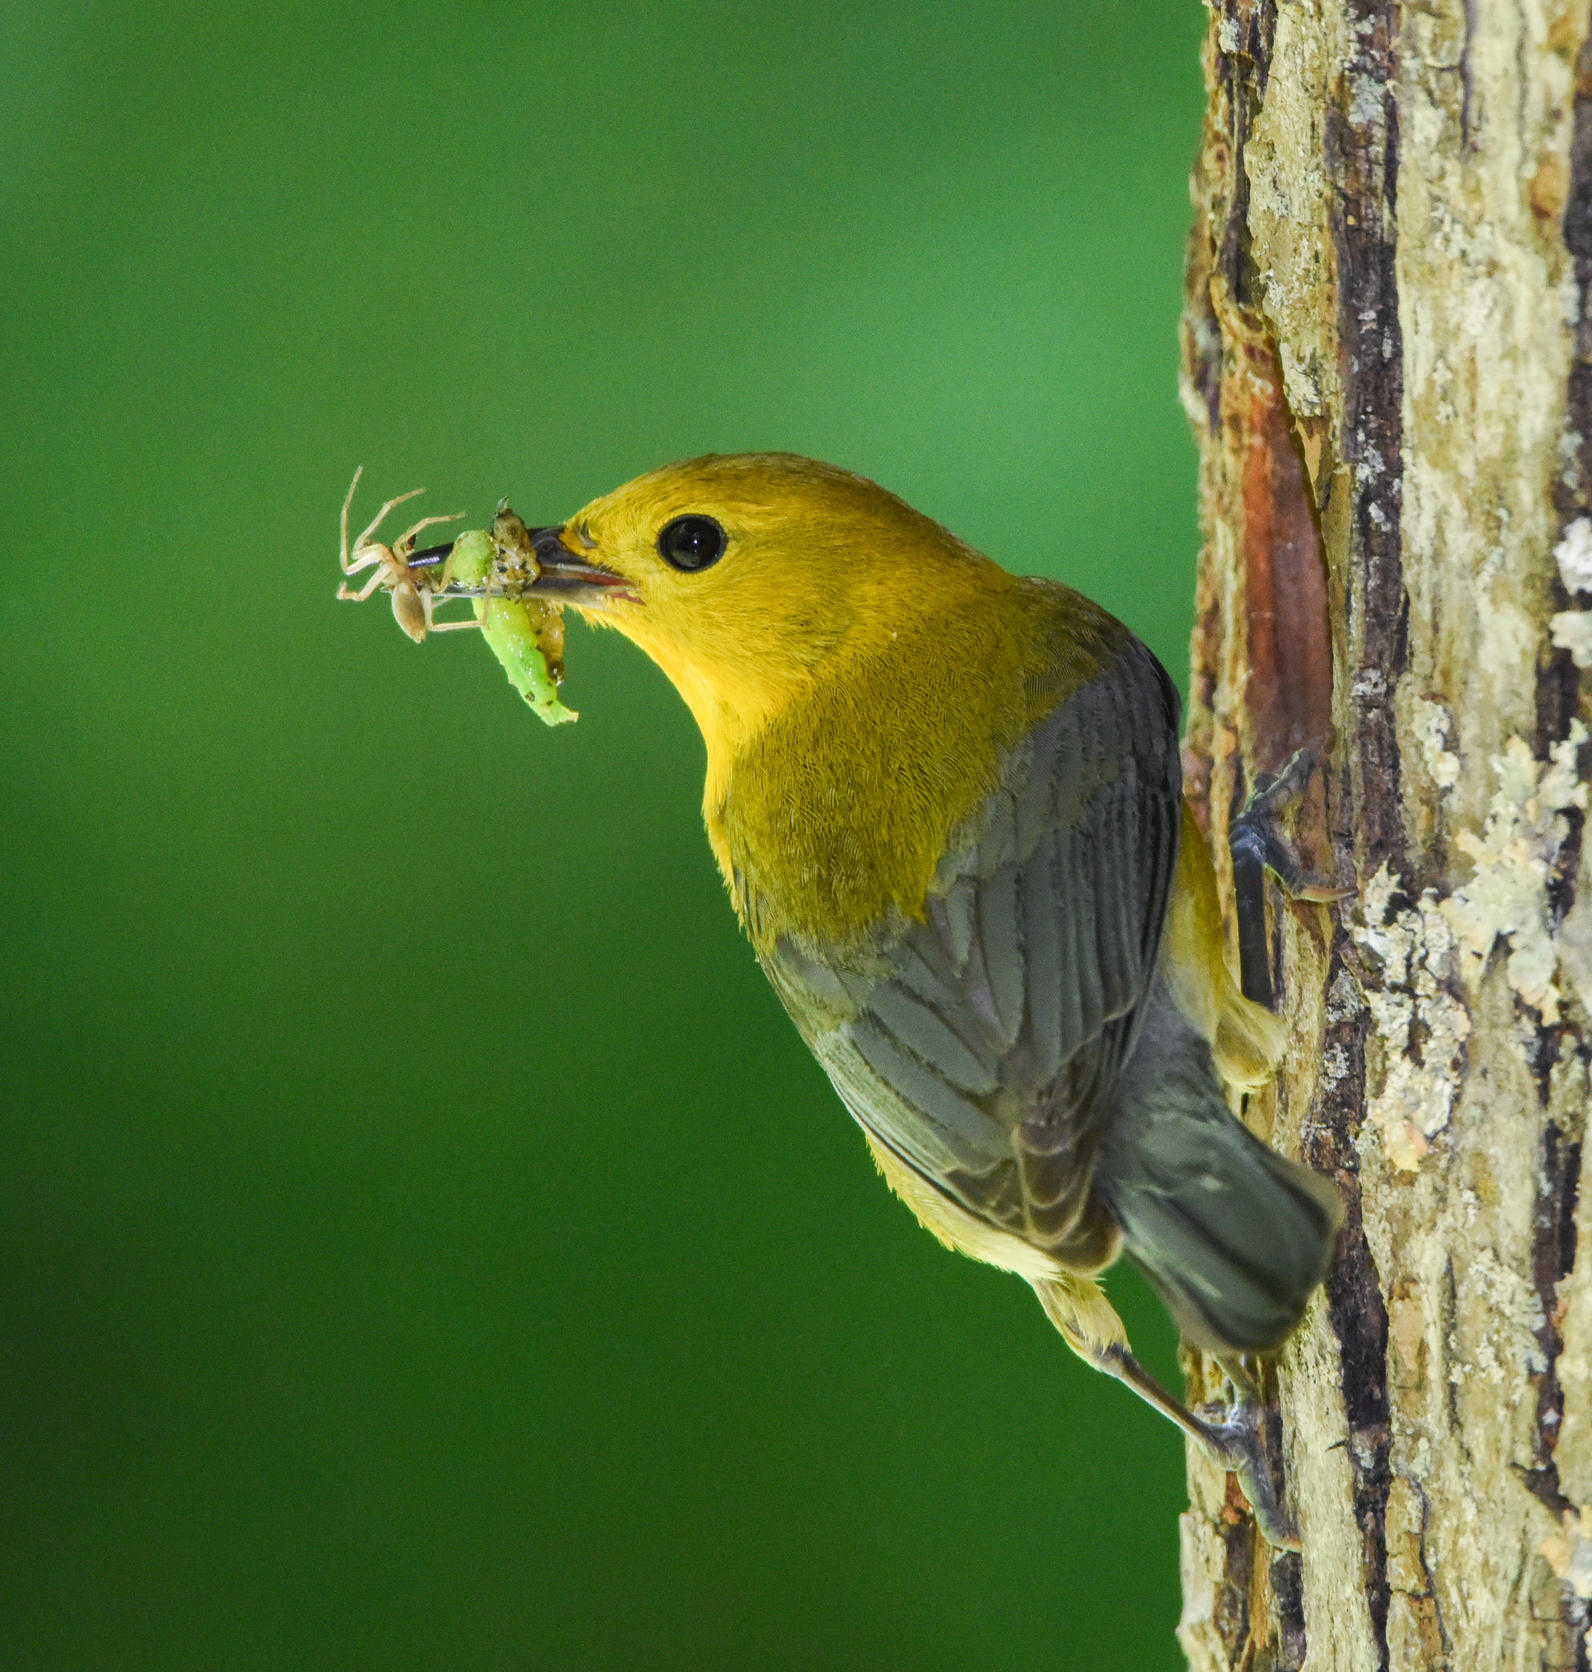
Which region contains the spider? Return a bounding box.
[336,466,480,643]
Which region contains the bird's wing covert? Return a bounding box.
[767,639,1181,1260]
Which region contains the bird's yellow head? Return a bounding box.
[515,450,1124,941]
[529,453,1008,762]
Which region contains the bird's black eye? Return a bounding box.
[657,514,727,572]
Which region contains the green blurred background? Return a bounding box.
[2,3,1209,1667]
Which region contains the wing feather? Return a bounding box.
[1022,831,1065,1083]
[979,862,1025,1049]
[866,982,998,1094]
[765,635,1181,1264]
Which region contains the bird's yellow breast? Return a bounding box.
[710,576,1132,953]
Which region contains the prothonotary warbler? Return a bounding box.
[480,451,1343,1543]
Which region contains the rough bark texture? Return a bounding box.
[1177,1,1592,1667]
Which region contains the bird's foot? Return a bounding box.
[1229,746,1355,1008]
[1195,1397,1299,1552]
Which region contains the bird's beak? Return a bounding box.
[425,524,638,609]
[514,526,639,607]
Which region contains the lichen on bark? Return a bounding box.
[1177,2,1592,1668]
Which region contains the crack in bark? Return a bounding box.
[1214,0,1279,96]
[1532,47,1592,1654]
[1459,0,1476,149]
[1313,7,1405,1667]
[1528,1023,1568,1110]
[1559,26,1592,518]
[1328,0,1407,880]
[1184,252,1225,442]
[1526,1127,1583,1519]
[1213,0,1278,311]
[1547,23,1592,979]
[1441,1252,1463,1436]
[1213,1510,1253,1662]
[1407,1476,1454,1668]
[1308,934,1393,1672]
[1267,1545,1307,1672]
[1216,60,1255,312]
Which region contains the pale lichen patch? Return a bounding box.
[1353,865,1472,1170]
[1538,1511,1592,1665]
[1538,1512,1592,1667]
[1447,1247,1549,1387]
[1478,599,1544,686]
[1326,965,1364,1024]
[1414,698,1461,789]
[1440,725,1589,1024]
[1555,517,1592,594]
[1550,609,1592,667]
[1559,839,1592,1020]
[1387,1280,1431,1390]
[1541,1507,1592,1603]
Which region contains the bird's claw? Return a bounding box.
[1229,745,1355,1007]
[1196,1400,1300,1552]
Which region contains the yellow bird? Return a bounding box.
[499,452,1341,1541]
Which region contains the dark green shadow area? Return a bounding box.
[2,3,1206,1668]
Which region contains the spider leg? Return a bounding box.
[418,593,483,633]
[354,488,425,554]
[393,512,465,558]
[340,542,391,579]
[340,466,364,573]
[337,566,391,603]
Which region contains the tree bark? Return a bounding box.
[1177,2,1592,1667]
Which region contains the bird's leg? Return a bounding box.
[1229,747,1354,1007]
[1033,1277,1299,1548]
[1100,1345,1300,1552]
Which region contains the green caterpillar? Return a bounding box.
[447,512,577,727]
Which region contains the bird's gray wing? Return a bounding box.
[763,637,1182,1263]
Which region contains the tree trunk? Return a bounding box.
[1176,2,1592,1667]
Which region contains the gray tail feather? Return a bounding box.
[1095,1021,1344,1355]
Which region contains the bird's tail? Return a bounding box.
[1095,995,1343,1355]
